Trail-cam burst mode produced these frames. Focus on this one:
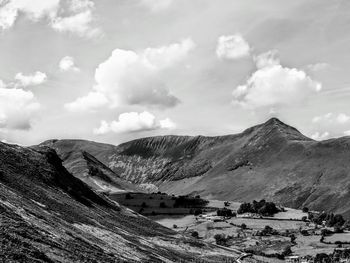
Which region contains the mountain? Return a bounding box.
[40,139,138,193]
[40,118,350,217]
[0,141,238,262]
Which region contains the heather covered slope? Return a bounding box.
[40,118,350,217]
[0,142,238,262]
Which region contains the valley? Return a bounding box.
[2,117,350,262]
[149,199,350,261]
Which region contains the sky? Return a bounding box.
[1,0,350,145]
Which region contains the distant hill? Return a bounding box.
[0,141,238,262]
[40,118,350,217]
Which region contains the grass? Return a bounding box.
[227,218,306,231]
[292,235,336,256]
[324,232,350,243]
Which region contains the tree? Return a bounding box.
[214,234,229,246]
[194,209,202,216]
[237,202,252,214]
[302,207,309,213]
[290,234,296,243]
[282,246,292,257]
[237,200,280,216]
[191,231,199,238]
[125,193,132,200]
[141,202,147,208]
[159,202,167,208]
[241,223,247,230]
[217,208,234,217]
[315,253,331,263]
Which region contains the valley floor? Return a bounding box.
[149,200,350,262]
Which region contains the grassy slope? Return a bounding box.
[0,142,238,262]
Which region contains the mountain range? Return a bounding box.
[0,141,238,262]
[41,118,350,217]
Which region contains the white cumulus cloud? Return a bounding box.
[232,50,321,110]
[0,85,40,130]
[64,91,108,112]
[67,38,195,111]
[312,113,350,124]
[51,9,100,38]
[0,0,60,30]
[0,0,99,37]
[93,111,176,134]
[311,131,330,141]
[253,50,280,69]
[59,56,80,72]
[216,34,251,60]
[15,71,47,87]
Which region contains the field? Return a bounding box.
[292,235,337,256]
[324,232,350,243]
[150,200,350,260]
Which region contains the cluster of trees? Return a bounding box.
[125,193,133,200]
[173,195,209,208]
[216,208,236,217]
[309,212,346,228]
[190,208,203,216]
[213,234,231,246]
[256,225,279,236]
[244,245,292,260]
[237,200,281,216]
[313,249,350,263]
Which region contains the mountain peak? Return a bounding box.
[263,117,287,127]
[241,117,311,142]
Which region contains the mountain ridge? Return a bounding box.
[39,118,350,217]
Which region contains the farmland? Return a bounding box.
[150,200,350,260]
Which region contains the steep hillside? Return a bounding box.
[0,141,239,262]
[40,118,350,217]
[40,139,138,193]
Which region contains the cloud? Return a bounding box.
[216,34,251,60]
[0,1,18,30]
[141,0,173,12]
[67,38,195,111]
[0,85,40,130]
[0,0,60,30]
[232,50,321,110]
[51,9,100,38]
[253,50,280,69]
[159,118,176,129]
[0,0,99,37]
[15,71,47,87]
[311,131,329,141]
[93,111,176,134]
[64,91,108,112]
[59,56,80,72]
[344,130,350,136]
[312,113,350,124]
[311,113,350,140]
[306,63,329,72]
